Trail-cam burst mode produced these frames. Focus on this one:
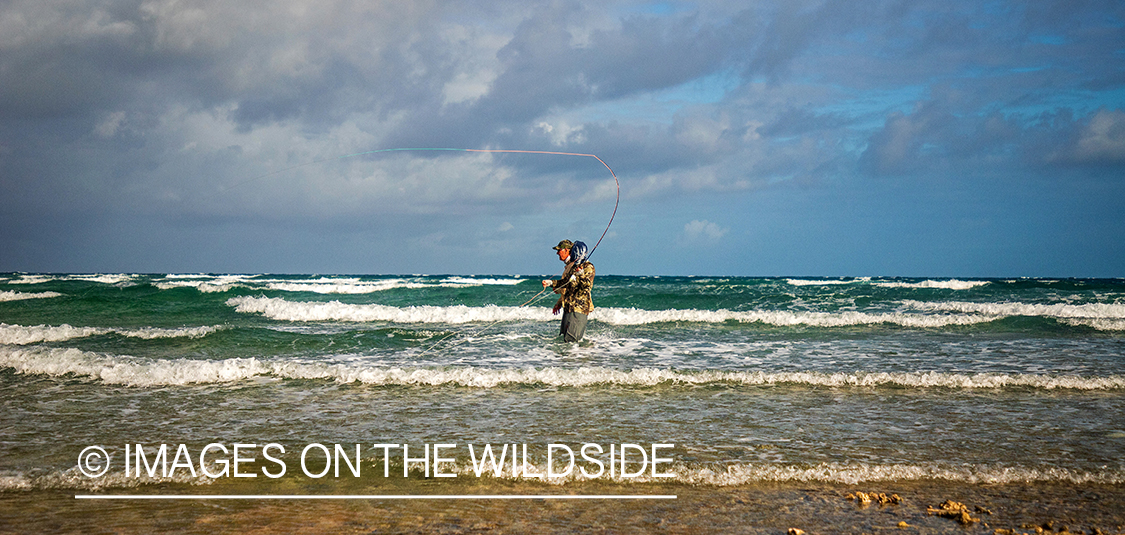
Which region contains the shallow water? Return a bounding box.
[2,274,1124,531]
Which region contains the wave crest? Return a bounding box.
[785,278,988,290]
[674,462,1125,486]
[0,290,62,302]
[227,296,548,323]
[227,296,1000,328]
[904,300,1125,319]
[2,347,1121,390]
[0,466,214,492]
[155,276,527,295]
[0,323,223,345]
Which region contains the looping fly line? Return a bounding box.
[218,147,621,357]
[217,147,619,261]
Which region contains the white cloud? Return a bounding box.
[439,23,506,106]
[535,121,587,146]
[682,219,728,242]
[1072,109,1125,163]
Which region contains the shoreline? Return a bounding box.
[3,481,1124,534]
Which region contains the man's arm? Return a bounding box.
[545,262,576,293]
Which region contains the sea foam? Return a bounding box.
[3,461,1119,492]
[873,279,990,290]
[0,323,223,345]
[786,278,869,286]
[226,296,550,323]
[226,296,1000,328]
[453,460,1125,486]
[0,290,63,302]
[903,300,1125,319]
[0,465,214,492]
[670,462,1125,486]
[785,278,988,290]
[3,346,1122,390]
[154,276,527,295]
[5,274,136,285]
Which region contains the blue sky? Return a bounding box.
[1,0,1123,276]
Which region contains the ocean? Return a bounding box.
[2,273,1124,533]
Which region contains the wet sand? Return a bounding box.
[3,481,1124,534]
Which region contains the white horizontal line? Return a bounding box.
[75,494,677,500]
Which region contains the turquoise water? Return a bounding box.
[2,273,1124,498]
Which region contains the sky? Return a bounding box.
[1,0,1123,277]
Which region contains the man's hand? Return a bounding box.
[552,302,562,315]
[542,279,552,288]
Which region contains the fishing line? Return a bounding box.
[209,147,619,258]
[216,146,620,355]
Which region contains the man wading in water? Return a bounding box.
[542,239,595,342]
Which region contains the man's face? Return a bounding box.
[557,248,570,262]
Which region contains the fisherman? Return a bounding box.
[542,239,595,342]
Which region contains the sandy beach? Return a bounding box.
[4,480,1124,534]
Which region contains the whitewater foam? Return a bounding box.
[786,278,869,286]
[671,462,1125,486]
[227,296,551,323]
[227,296,1001,328]
[873,279,990,290]
[265,279,425,294]
[0,323,223,345]
[2,461,1118,492]
[6,274,137,286]
[903,300,1125,319]
[593,307,996,328]
[4,274,58,285]
[154,275,250,293]
[0,290,63,302]
[0,347,273,386]
[0,465,214,492]
[1062,318,1125,331]
[440,277,525,286]
[153,276,529,295]
[460,460,1125,486]
[66,274,138,285]
[784,278,988,290]
[320,459,1125,487]
[3,347,1121,390]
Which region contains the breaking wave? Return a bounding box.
[3,346,1122,390]
[0,290,63,302]
[441,460,1125,486]
[903,300,1125,320]
[4,274,137,286]
[226,296,1002,328]
[0,466,214,492]
[155,276,527,295]
[785,278,988,290]
[872,280,989,290]
[3,461,1121,493]
[227,296,545,323]
[785,278,870,287]
[669,462,1125,486]
[0,323,223,345]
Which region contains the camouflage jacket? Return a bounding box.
[552,261,595,315]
